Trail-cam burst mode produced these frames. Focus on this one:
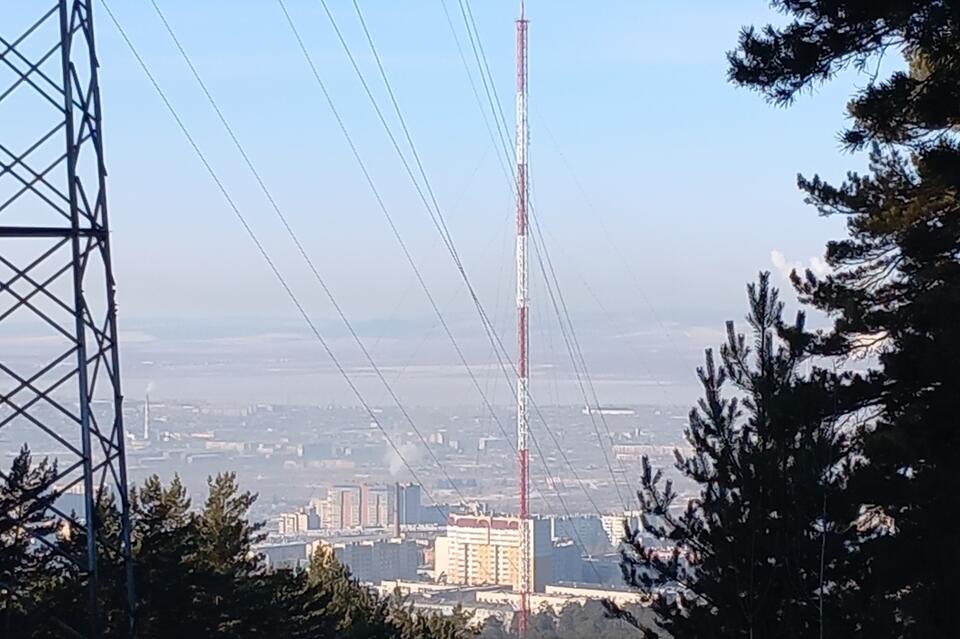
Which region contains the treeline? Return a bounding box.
[613,2,960,638]
[1,454,641,639]
[0,460,474,639]
[481,601,656,639]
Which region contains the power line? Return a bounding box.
[315,0,609,518]
[536,112,693,372]
[349,0,455,254]
[147,0,473,508]
[459,0,514,162]
[351,0,609,530]
[449,3,667,511]
[367,141,493,358]
[529,216,631,510]
[277,2,604,528]
[274,0,544,509]
[437,0,513,186]
[100,0,454,520]
[535,215,675,404]
[110,0,608,580]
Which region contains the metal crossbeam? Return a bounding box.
[0,2,135,637]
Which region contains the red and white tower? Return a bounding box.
[515,1,531,635]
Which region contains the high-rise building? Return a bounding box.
[328,484,362,529]
[434,513,552,591]
[361,484,391,528]
[276,506,321,535]
[277,512,308,536]
[552,539,584,583]
[551,514,609,553]
[397,483,421,526]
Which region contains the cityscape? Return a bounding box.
[2,1,954,638]
[4,370,694,630]
[41,396,692,628]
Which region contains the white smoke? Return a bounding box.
[808,256,831,278]
[384,441,420,477]
[771,250,831,280]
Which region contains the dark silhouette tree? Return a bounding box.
[614,274,863,639]
[1,454,477,639]
[728,0,960,151]
[0,447,58,636]
[730,4,960,636]
[130,475,197,637]
[478,599,655,639]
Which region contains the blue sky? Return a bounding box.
[3,1,891,346]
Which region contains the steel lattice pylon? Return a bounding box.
[0,1,134,636]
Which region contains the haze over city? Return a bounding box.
[3,1,950,638]
[3,0,878,406]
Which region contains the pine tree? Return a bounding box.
[130,475,199,638]
[1,454,480,639]
[794,146,960,636]
[306,547,396,639]
[615,274,863,639]
[192,472,266,637]
[728,0,960,151]
[0,447,57,635]
[730,4,960,635]
[391,603,477,639]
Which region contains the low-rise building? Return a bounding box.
[256,541,312,569]
[326,538,419,584]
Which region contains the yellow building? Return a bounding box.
[434,513,552,591]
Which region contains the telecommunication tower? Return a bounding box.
[0,1,135,636]
[515,0,531,634]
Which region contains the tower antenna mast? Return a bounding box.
[515,0,531,635]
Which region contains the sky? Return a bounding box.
[1,1,898,405]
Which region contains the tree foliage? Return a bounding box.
[479,599,653,639]
[728,0,960,149]
[729,2,960,636]
[0,459,477,639]
[0,447,58,636]
[616,275,864,638]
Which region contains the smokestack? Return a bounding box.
[394,482,402,539]
[143,393,150,441]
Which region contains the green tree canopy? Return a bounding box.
[0,457,477,639]
[728,0,960,149]
[730,3,960,635]
[616,275,863,639]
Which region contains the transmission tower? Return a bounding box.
[515,1,531,635]
[0,1,135,636]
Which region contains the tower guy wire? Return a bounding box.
[514,3,532,631]
[281,0,608,517]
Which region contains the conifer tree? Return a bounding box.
[615,274,863,639]
[730,4,960,635]
[1,453,479,639]
[192,472,266,636]
[306,547,395,639]
[391,603,477,639]
[0,447,57,635]
[130,475,198,638]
